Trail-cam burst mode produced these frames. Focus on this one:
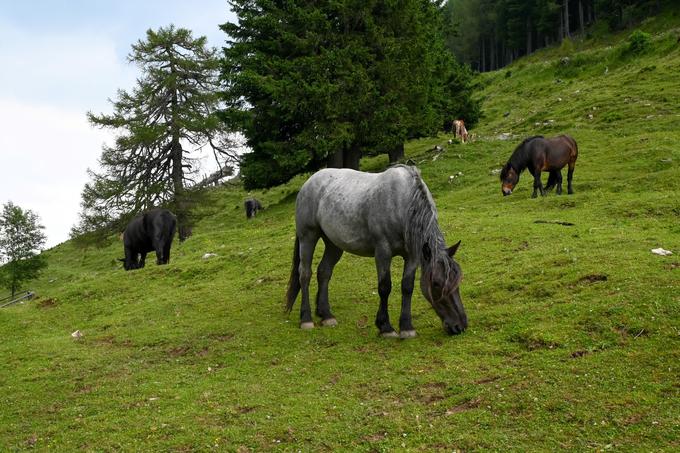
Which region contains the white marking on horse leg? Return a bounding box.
[300,322,315,330]
[399,330,417,339]
[321,318,337,327]
[381,331,399,338]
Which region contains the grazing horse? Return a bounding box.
[120,209,176,270]
[452,119,469,144]
[244,198,263,219]
[500,135,578,198]
[285,165,467,338]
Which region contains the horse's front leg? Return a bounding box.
[139,252,147,268]
[532,171,544,198]
[374,249,397,337]
[315,240,343,326]
[398,259,419,339]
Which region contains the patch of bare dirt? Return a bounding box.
[37,298,58,308]
[445,398,482,415]
[578,274,608,284]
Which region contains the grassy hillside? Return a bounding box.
[2,14,679,452]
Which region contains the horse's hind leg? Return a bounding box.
[556,170,563,195]
[567,163,575,194]
[374,248,397,337]
[532,172,544,198]
[298,234,319,329]
[315,239,343,326]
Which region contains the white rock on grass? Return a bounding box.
[651,248,673,256]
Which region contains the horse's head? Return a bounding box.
[500,163,519,196]
[421,240,467,335]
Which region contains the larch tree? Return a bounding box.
[0,202,47,297]
[74,25,235,241]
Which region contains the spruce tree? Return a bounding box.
[222,1,480,190]
[75,26,234,241]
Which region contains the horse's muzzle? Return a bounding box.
[502,189,512,196]
[444,322,466,335]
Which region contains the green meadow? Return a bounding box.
[1,13,679,452]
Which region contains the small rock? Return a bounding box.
[202,253,217,260]
[651,248,673,256]
[490,168,502,175]
[71,330,82,339]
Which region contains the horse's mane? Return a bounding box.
[396,165,447,267]
[500,135,544,179]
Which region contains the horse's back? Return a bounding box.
[296,166,417,256]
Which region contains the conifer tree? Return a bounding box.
[222,0,480,189]
[74,26,234,240]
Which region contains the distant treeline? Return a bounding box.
[444,0,666,71]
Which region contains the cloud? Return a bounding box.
[0,99,112,248]
[0,20,137,112]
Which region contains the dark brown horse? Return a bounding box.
[500,135,578,197]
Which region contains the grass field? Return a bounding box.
[1,12,679,452]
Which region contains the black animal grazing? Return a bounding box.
[500,135,578,198]
[244,198,263,219]
[120,209,177,271]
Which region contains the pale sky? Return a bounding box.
[0,1,237,248]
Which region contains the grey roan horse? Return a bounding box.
[285,165,467,338]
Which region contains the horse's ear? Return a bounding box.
[422,243,432,261]
[447,240,461,257]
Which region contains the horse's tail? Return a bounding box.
[545,170,559,190]
[285,237,301,313]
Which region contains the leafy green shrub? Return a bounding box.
[627,30,651,54]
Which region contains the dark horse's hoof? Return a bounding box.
[300,322,315,330]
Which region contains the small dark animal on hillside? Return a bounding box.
[500,135,578,198]
[244,198,263,219]
[119,209,176,271]
[452,119,469,144]
[286,166,467,338]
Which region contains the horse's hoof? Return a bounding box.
[300,322,315,330]
[321,318,338,327]
[400,330,417,339]
[380,331,399,338]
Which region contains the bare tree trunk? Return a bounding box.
[327,149,343,168]
[490,34,496,71]
[564,0,571,38]
[481,37,486,72]
[343,143,361,170]
[526,16,533,54]
[388,143,404,164]
[559,10,564,41]
[579,0,585,34]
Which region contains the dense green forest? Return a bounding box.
[444,0,666,70]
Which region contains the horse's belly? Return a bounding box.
[319,218,375,257]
